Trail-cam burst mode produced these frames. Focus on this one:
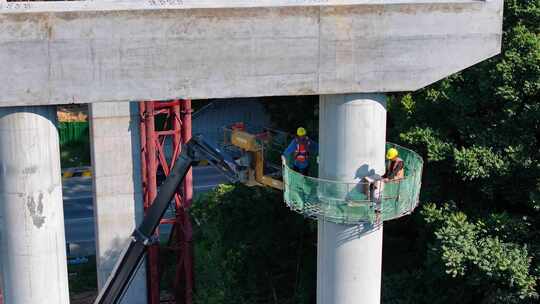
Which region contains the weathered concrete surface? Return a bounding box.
[0,1,490,12]
[0,0,502,106]
[0,106,70,304]
[89,101,147,304]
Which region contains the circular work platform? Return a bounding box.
[282,143,423,225]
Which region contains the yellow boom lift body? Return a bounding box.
[224,124,284,190]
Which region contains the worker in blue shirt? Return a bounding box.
[283,127,318,175]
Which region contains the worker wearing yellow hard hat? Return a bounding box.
[386,148,398,160]
[282,127,318,175]
[383,148,404,181]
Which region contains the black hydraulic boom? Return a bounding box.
[94,135,239,304]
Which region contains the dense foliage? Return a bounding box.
[262,96,319,139]
[191,185,316,304]
[191,1,539,303]
[383,1,539,302]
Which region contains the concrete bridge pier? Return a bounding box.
[318,94,387,304]
[89,101,148,304]
[0,106,70,304]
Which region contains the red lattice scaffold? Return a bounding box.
[139,99,194,304]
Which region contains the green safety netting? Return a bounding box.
[283,143,423,225]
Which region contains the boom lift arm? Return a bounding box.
[94,135,240,304]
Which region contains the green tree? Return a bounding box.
[263,96,319,139]
[190,184,316,304]
[384,1,539,303]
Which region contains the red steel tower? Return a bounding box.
[139,99,194,304]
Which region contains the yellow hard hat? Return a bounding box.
[386,148,399,160]
[297,127,307,137]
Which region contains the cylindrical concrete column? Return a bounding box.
[0,106,70,304]
[317,94,386,304]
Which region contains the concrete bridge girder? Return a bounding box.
[0,0,502,106]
